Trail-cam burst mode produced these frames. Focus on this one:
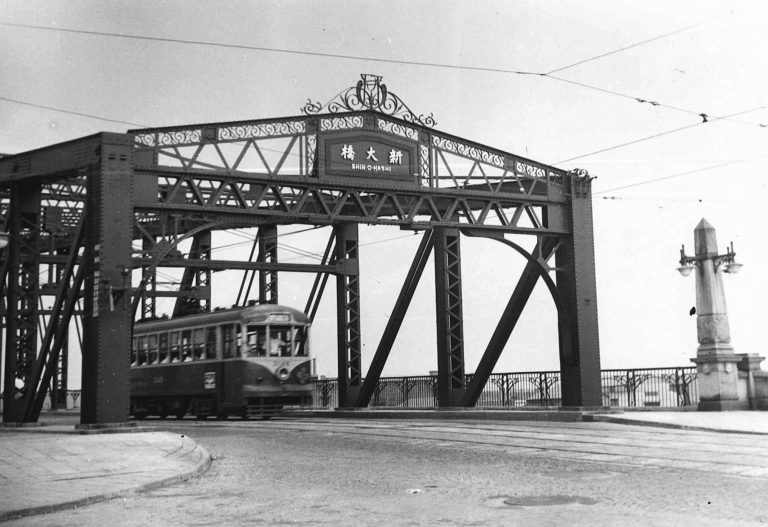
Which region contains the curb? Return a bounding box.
[591,414,768,436]
[0,434,212,522]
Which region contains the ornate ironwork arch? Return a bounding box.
[301,73,436,127]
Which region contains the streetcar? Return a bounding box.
[130,304,314,420]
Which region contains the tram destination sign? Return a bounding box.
[320,132,418,184]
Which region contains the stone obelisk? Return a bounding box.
[689,219,740,410]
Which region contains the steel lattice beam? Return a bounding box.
[258,225,278,304]
[3,181,41,422]
[335,223,361,407]
[434,226,466,406]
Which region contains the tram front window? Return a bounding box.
[270,326,292,357]
[294,326,308,357]
[245,325,266,357]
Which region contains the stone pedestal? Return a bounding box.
[691,352,740,411]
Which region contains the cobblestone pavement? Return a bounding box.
[8,418,768,526]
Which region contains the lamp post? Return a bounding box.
[677,218,742,411]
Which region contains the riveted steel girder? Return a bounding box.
[258,225,278,304]
[556,175,602,406]
[80,135,134,424]
[3,181,41,422]
[434,226,466,407]
[335,223,361,407]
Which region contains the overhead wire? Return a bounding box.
[555,104,768,165]
[3,12,764,132]
[544,11,733,75]
[2,13,766,196]
[594,151,768,194]
[0,95,148,127]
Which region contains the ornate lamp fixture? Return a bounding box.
[301,73,437,127]
[677,241,742,276]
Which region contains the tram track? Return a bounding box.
[165,417,768,478]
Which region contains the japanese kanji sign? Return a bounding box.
[321,133,417,183]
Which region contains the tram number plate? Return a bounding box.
[204,372,216,390]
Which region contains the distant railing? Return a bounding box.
[312,367,698,409]
[48,367,698,411]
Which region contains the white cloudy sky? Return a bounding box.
[1,0,766,381]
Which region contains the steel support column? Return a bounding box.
[80,135,134,424]
[355,230,435,407]
[3,181,41,422]
[556,174,602,407]
[335,223,361,407]
[141,236,157,319]
[434,226,466,406]
[258,225,278,304]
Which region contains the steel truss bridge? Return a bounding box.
[0,76,602,423]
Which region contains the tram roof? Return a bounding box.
[135,304,310,332]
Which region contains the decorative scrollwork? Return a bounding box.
[158,129,202,146]
[134,133,156,147]
[515,161,546,179]
[301,73,437,128]
[218,120,306,140]
[319,115,364,131]
[419,144,430,182]
[306,134,317,174]
[377,118,418,140]
[432,136,504,167]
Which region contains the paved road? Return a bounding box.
[9,417,768,526]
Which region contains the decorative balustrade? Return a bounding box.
[40,367,698,412]
[311,367,698,409]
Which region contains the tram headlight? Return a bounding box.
[276,366,291,382]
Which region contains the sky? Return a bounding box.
[1,0,767,383]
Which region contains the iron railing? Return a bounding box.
[312,367,698,409]
[34,367,697,411]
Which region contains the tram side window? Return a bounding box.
[181,330,192,362]
[137,336,147,366]
[245,325,266,357]
[193,328,205,360]
[294,326,308,357]
[169,331,181,363]
[148,335,159,365]
[205,327,217,360]
[159,333,169,363]
[222,324,235,359]
[270,325,292,357]
[131,337,138,366]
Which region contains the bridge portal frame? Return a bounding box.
[0,105,601,423]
